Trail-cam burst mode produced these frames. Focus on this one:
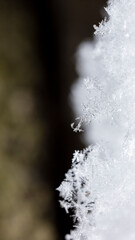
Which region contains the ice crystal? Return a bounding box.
[58,0,135,239]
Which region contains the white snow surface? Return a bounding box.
[58,0,135,239]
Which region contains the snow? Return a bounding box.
[58,0,135,239]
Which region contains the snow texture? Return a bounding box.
[57,0,135,239]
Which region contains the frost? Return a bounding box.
[57,0,135,239]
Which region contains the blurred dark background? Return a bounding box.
[0,0,106,239]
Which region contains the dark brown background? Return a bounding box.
[0,0,106,239]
